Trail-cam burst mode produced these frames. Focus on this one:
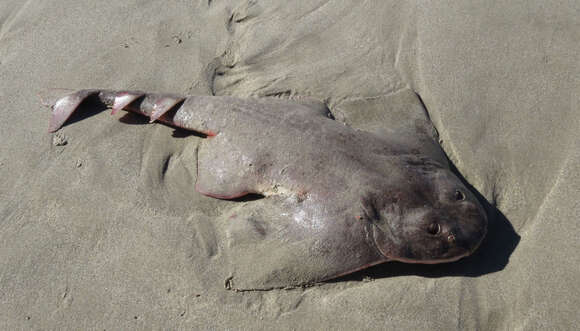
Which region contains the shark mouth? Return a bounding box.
[371,223,472,265]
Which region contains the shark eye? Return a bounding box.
[427,223,441,235]
[454,190,465,201]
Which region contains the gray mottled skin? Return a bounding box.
[48,90,487,289]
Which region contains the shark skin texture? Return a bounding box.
[47,89,487,290]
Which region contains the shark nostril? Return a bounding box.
[447,233,456,243]
[427,223,441,235]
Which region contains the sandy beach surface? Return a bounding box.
[1,1,578,329]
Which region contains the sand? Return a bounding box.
[0,0,578,329]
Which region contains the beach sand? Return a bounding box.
[0,1,578,329]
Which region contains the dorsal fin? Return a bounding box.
[48,90,99,132]
[111,91,145,115]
